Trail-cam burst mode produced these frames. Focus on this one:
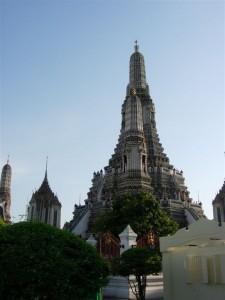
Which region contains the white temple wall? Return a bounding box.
[160,219,225,300]
[184,208,197,225]
[103,225,163,299]
[71,209,91,238]
[162,248,225,300]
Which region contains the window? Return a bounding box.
[213,254,225,283]
[217,207,221,223]
[53,210,57,227]
[142,155,146,173]
[123,155,127,173]
[31,206,34,221]
[45,207,48,224]
[185,255,208,283]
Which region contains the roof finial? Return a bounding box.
[7,155,9,164]
[45,156,48,181]
[134,40,139,52]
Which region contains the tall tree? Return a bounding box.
[94,191,179,238]
[117,247,162,300]
[0,221,109,300]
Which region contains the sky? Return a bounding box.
[1,0,224,226]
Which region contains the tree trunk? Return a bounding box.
[136,275,146,300]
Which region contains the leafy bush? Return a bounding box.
[0,221,109,300]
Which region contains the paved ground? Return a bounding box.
[104,297,163,300]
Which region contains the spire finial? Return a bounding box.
[134,40,139,52]
[7,155,9,164]
[45,156,48,181]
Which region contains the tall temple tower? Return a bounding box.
[67,43,205,237]
[0,159,12,223]
[27,163,61,227]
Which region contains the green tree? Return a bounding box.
[117,247,162,300]
[0,221,109,300]
[0,217,7,226]
[94,191,179,238]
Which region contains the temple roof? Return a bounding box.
[160,218,225,251]
[0,160,12,190]
[2,163,12,173]
[30,174,61,207]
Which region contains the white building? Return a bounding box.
[27,168,61,228]
[160,218,225,300]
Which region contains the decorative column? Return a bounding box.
[87,234,97,248]
[119,225,137,254]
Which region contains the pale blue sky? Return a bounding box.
[1,0,224,226]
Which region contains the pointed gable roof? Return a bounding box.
[30,172,61,207]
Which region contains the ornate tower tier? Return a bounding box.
[129,41,147,91]
[212,181,225,223]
